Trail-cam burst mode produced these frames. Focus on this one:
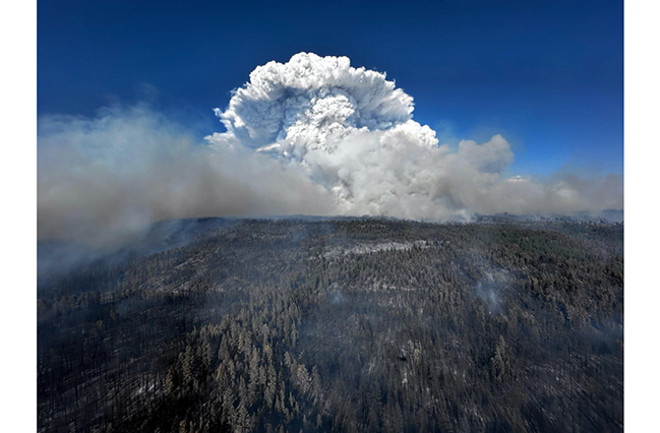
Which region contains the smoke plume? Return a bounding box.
[38,106,333,247]
[208,52,621,219]
[38,53,622,247]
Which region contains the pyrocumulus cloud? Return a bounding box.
[38,52,622,246]
[207,52,621,218]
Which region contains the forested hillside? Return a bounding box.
[38,218,623,433]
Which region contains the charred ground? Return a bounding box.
[38,217,623,433]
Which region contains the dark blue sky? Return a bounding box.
[38,0,623,176]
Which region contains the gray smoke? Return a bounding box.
[38,106,333,248]
[38,53,622,247]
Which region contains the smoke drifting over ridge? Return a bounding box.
[38,107,333,247]
[38,53,622,247]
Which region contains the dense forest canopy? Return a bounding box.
[38,217,623,433]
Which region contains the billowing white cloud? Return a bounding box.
[215,53,413,149]
[38,53,622,247]
[207,52,621,219]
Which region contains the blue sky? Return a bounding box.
[38,0,623,177]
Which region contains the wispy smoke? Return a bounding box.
[38,53,622,247]
[38,106,333,247]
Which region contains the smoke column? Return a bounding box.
[208,52,621,219]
